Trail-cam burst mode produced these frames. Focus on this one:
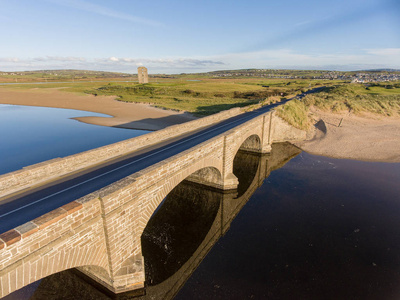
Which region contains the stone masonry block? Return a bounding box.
[33,208,68,229]
[0,230,21,247]
[15,222,39,239]
[61,201,83,215]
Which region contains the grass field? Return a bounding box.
[1,77,325,116]
[2,71,399,130]
[83,77,335,115]
[82,79,308,115]
[0,70,133,83]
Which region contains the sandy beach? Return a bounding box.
[1,87,399,163]
[294,109,400,163]
[0,88,196,131]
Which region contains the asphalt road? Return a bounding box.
[0,88,323,234]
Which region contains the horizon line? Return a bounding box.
[1,67,400,75]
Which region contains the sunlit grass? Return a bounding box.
[275,100,312,130]
[276,82,400,130]
[3,77,397,129]
[79,79,317,115]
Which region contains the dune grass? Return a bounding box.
[275,100,312,130]
[276,82,400,130]
[304,83,400,116]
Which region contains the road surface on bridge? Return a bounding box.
[0,88,322,234]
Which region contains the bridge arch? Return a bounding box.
[135,133,264,243]
[114,162,223,279]
[139,163,223,231]
[0,243,110,297]
[228,134,263,200]
[234,133,262,156]
[141,179,223,286]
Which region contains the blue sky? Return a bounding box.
[1,0,399,73]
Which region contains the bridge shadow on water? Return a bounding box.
[2,143,301,300]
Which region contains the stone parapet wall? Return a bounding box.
[0,107,243,198]
[0,195,108,298]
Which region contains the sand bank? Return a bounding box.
[0,88,196,131]
[294,109,400,163]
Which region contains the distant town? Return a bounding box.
[0,68,399,83]
[199,69,400,83]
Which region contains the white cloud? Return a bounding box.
[0,48,399,73]
[45,0,163,27]
[0,56,224,72]
[95,57,224,67]
[211,48,400,70]
[33,56,86,62]
[366,48,400,56]
[0,57,20,62]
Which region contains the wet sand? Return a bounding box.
[0,88,196,131]
[294,109,400,163]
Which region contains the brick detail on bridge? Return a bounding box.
[0,110,306,297]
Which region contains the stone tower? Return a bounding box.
[138,66,148,84]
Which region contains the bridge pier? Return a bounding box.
[76,255,145,295]
[221,172,239,190]
[112,254,145,294]
[185,167,239,191]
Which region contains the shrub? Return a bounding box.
[214,93,226,98]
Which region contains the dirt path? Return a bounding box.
[294,109,400,162]
[0,88,196,130]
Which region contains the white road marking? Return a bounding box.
[0,111,264,219]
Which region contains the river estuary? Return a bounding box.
[1,105,400,299]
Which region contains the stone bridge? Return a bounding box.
[0,108,306,298]
[26,143,301,299]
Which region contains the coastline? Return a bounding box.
[1,87,399,163]
[0,88,197,131]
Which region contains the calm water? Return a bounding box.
[175,150,400,300]
[0,104,147,175]
[1,110,400,299]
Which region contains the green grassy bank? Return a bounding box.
[82,79,320,116]
[276,82,400,130]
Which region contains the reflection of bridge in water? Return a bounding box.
[22,143,301,300]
